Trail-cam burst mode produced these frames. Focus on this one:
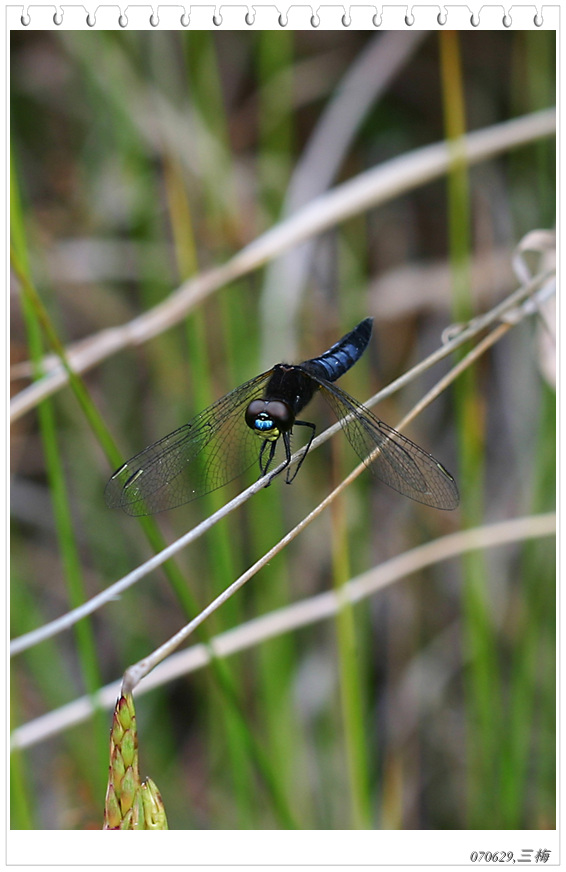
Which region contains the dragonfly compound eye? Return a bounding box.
[245,399,294,439]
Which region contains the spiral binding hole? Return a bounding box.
[23,4,531,35]
[534,12,543,26]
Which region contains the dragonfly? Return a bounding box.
[105,318,459,516]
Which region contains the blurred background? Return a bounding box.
[10,28,555,830]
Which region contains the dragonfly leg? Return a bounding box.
[259,438,278,481]
[284,420,316,483]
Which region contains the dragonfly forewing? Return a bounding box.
[314,379,459,510]
[105,370,274,515]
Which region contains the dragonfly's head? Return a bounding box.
[245,399,295,442]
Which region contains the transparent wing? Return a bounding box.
[105,369,275,515]
[298,369,459,510]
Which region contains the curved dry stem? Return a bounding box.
[9,270,553,658]
[11,513,555,751]
[260,30,427,361]
[11,108,555,422]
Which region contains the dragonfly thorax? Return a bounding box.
[245,398,295,442]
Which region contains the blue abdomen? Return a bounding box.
[303,317,373,383]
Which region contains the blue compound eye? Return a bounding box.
[255,415,274,431]
[245,399,294,434]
